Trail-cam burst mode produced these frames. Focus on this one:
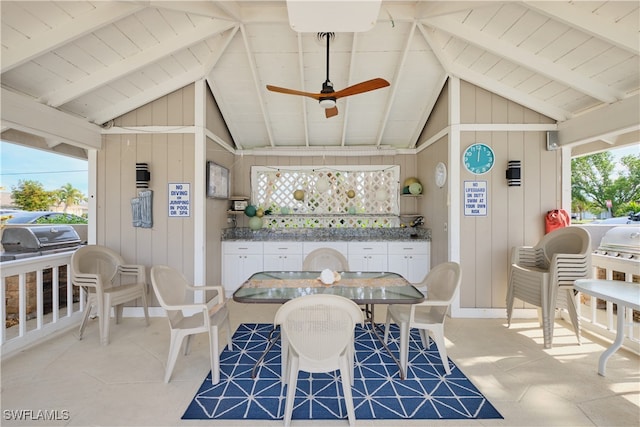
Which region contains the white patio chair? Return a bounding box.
[275,294,363,427]
[506,226,591,348]
[302,248,349,271]
[71,245,149,346]
[383,262,461,377]
[150,265,232,384]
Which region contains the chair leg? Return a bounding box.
[541,303,553,349]
[224,313,233,350]
[283,354,299,427]
[141,289,150,326]
[78,300,93,340]
[184,335,193,355]
[430,325,451,375]
[339,355,356,427]
[506,281,514,327]
[209,326,221,384]
[99,295,110,346]
[564,289,581,345]
[398,321,409,378]
[279,331,289,383]
[165,331,187,383]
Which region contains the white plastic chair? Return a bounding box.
[275,294,363,427]
[302,248,349,271]
[506,226,591,348]
[150,265,232,384]
[383,262,461,377]
[71,245,150,346]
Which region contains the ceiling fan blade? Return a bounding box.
[325,106,338,118]
[266,85,321,100]
[333,78,390,99]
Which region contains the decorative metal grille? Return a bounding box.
[251,166,400,228]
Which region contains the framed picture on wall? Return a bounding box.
[207,162,229,199]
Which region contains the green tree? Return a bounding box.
[572,151,640,215]
[11,180,54,211]
[54,183,86,213]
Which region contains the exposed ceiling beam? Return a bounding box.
[409,75,448,148]
[556,93,640,147]
[42,20,236,107]
[147,1,236,21]
[524,1,639,54]
[1,89,102,150]
[297,33,310,147]
[203,25,240,76]
[375,22,417,146]
[418,23,454,73]
[424,15,622,103]
[212,0,243,21]
[1,2,145,73]
[340,33,360,147]
[415,1,501,19]
[90,68,204,125]
[450,60,571,121]
[240,24,275,148]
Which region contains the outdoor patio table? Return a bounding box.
[574,279,640,376]
[233,270,425,379]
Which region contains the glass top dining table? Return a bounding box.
[232,270,425,305]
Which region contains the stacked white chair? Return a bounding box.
[275,294,363,427]
[71,245,150,345]
[506,226,591,348]
[150,265,232,384]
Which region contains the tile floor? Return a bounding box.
[1,300,639,426]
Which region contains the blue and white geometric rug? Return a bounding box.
[182,323,502,421]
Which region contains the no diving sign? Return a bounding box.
[168,183,190,217]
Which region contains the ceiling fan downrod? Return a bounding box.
[318,32,336,108]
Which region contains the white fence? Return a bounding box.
[1,252,84,358]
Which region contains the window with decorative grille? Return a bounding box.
[250,165,400,228]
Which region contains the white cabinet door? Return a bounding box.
[387,241,430,284]
[263,242,303,271]
[222,242,264,294]
[348,242,388,272]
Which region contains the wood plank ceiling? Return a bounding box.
[1,1,638,152]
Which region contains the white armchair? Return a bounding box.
[506,226,591,348]
[275,294,363,427]
[150,265,232,384]
[383,262,461,377]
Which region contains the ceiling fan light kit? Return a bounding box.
[266,32,389,119]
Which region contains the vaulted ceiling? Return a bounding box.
[1,1,638,152]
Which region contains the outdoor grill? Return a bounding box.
[592,225,640,276]
[1,225,83,262]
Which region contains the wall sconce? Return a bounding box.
[136,163,151,188]
[506,161,521,186]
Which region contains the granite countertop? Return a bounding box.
[222,227,431,241]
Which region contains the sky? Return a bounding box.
[0,140,638,198]
[0,141,88,195]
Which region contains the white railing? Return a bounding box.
[574,254,640,354]
[1,252,84,358]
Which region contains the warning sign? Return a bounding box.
[464,181,487,216]
[168,183,190,217]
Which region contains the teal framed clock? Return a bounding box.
[463,143,495,175]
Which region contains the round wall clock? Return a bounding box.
[463,143,495,175]
[435,162,447,188]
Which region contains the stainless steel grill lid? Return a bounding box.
[596,226,640,257]
[1,226,81,252]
